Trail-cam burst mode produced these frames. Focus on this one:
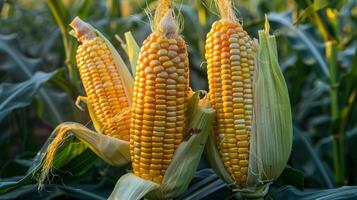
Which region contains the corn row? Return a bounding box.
[205,19,255,187]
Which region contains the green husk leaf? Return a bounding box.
[94,27,134,104]
[109,92,215,199]
[75,96,104,134]
[108,173,160,200]
[124,31,140,77]
[204,92,235,184]
[205,128,235,185]
[249,17,293,185]
[38,122,130,187]
[157,94,215,199]
[57,122,131,166]
[187,91,200,120]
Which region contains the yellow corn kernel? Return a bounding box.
[205,19,255,187]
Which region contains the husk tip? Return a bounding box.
[264,14,270,34]
[69,16,96,42]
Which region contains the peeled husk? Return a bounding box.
[37,122,131,189]
[247,17,293,188]
[107,4,215,199]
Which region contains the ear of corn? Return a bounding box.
[205,19,255,187]
[130,9,190,184]
[71,17,133,141]
[38,17,134,189]
[205,0,292,195]
[110,2,216,198]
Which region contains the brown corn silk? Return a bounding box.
[205,0,255,187]
[71,18,131,141]
[130,1,189,184]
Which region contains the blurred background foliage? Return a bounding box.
[0,0,357,199]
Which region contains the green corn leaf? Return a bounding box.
[269,185,357,199]
[0,71,56,121]
[47,0,69,39]
[294,0,336,23]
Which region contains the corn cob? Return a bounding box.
[205,18,255,187]
[130,9,189,184]
[71,18,130,141]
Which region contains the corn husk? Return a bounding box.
[76,96,103,134]
[115,31,140,77]
[108,93,215,200]
[205,120,235,185]
[38,122,131,189]
[247,17,293,187]
[57,122,130,166]
[125,32,140,76]
[205,17,293,196]
[109,173,160,200]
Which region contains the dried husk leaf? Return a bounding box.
[109,92,215,200]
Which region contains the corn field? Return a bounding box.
[0,0,357,199]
